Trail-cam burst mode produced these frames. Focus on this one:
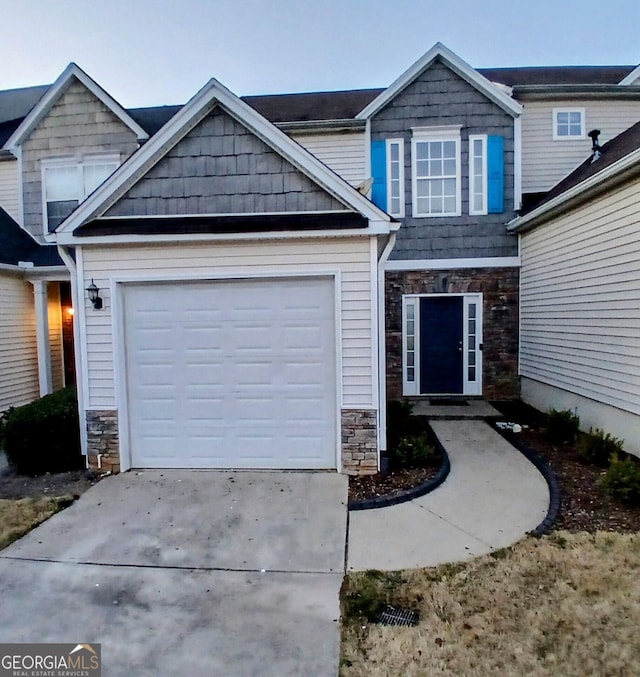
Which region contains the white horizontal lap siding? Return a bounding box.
[81,237,374,410]
[520,177,640,415]
[0,162,20,222]
[521,100,640,193]
[0,273,39,411]
[290,132,366,187]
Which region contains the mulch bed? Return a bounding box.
[348,400,640,532]
[0,465,98,500]
[348,464,440,504]
[490,400,640,533]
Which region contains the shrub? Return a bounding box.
[390,432,439,470]
[386,399,420,453]
[3,387,82,476]
[599,453,640,505]
[578,428,624,468]
[546,408,580,444]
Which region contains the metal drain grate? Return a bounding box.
[375,605,420,627]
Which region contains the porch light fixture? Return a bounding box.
[86,279,103,310]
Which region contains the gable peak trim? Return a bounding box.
[619,64,640,85]
[356,42,522,119]
[3,62,149,149]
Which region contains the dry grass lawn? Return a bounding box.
[0,496,72,550]
[341,532,640,676]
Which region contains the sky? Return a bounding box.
[1,0,640,108]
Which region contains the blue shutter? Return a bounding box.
[370,140,387,211]
[487,135,504,213]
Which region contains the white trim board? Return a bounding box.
[386,257,521,271]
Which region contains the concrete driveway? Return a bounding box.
[0,470,348,676]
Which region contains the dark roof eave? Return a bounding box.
[73,212,369,237]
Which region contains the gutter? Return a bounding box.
[508,145,640,233]
[376,231,397,462]
[276,118,366,133]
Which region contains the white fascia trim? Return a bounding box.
[508,145,640,233]
[23,266,70,282]
[356,42,522,120]
[55,78,391,236]
[386,256,521,271]
[4,63,148,150]
[619,64,640,86]
[92,209,355,220]
[55,223,393,247]
[0,262,23,275]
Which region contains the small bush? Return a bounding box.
[390,432,439,470]
[3,387,82,476]
[386,399,421,453]
[599,453,640,505]
[546,408,580,444]
[578,428,624,468]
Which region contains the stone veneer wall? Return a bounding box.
[86,410,120,473]
[341,409,378,475]
[86,408,379,476]
[386,268,520,401]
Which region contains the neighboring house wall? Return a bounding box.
[20,78,139,241]
[0,160,20,223]
[289,130,366,187]
[370,59,517,260]
[0,270,39,411]
[520,98,640,194]
[519,175,640,455]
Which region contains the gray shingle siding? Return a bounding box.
[21,79,139,241]
[370,59,518,260]
[106,107,346,217]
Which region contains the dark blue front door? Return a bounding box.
[419,296,464,394]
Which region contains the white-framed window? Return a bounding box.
[386,138,404,217]
[41,154,120,232]
[411,126,461,217]
[553,108,585,140]
[468,134,487,215]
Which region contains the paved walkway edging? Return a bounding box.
[348,440,450,511]
[488,420,562,536]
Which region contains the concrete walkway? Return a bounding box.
[347,419,549,571]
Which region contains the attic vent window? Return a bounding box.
[41,155,120,233]
[553,108,585,140]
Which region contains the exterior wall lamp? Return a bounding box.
[86,279,103,310]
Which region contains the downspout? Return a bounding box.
[57,245,88,461]
[377,230,397,468]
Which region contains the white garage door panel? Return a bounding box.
[123,277,336,469]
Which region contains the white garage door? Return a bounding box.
[122,277,336,469]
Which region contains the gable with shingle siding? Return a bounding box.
[21,79,140,241]
[105,107,347,217]
[370,58,517,260]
